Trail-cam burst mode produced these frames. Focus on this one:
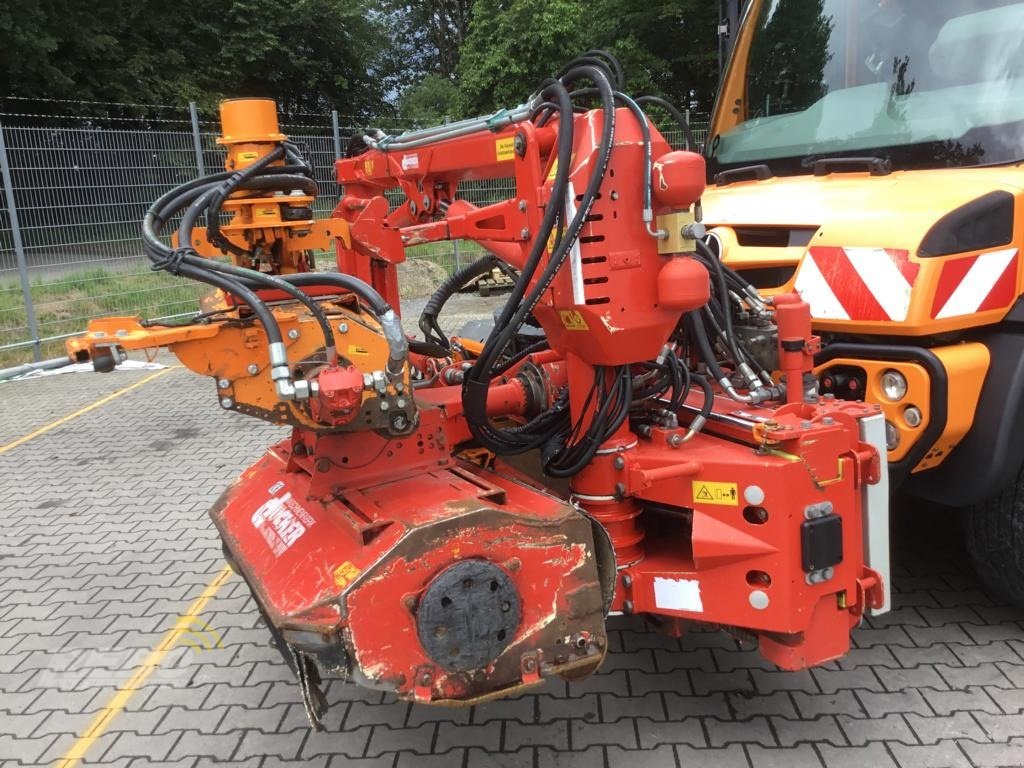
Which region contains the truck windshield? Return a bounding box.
[708,0,1024,176]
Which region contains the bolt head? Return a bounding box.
[613,455,625,470]
[337,322,349,334]
[668,433,683,447]
[220,397,233,409]
[288,329,299,340]
[520,227,529,239]
[379,401,390,411]
[217,378,230,389]
[247,364,259,375]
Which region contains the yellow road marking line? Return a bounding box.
[54,565,234,768]
[0,367,177,456]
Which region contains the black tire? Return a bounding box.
[965,464,1024,606]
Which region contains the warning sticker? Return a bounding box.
[401,153,420,171]
[363,159,374,175]
[238,151,259,163]
[333,561,361,588]
[559,309,589,331]
[251,492,315,556]
[496,136,515,162]
[347,344,370,356]
[692,481,739,506]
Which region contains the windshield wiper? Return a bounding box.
[806,156,892,177]
[714,164,774,186]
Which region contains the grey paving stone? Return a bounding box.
[956,737,1024,768]
[906,711,987,745]
[435,720,501,751]
[791,690,864,719]
[705,715,776,747]
[234,727,307,760]
[167,731,242,761]
[770,715,846,748]
[921,686,1002,716]
[857,688,932,718]
[536,745,606,768]
[299,723,373,761]
[466,747,533,768]
[836,713,916,746]
[571,718,638,749]
[633,717,705,749]
[816,742,899,768]
[887,740,972,768]
[745,743,823,768]
[674,743,749,768]
[505,720,569,751]
[607,745,677,768]
[599,692,666,722]
[364,723,436,757]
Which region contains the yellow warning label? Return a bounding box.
[363,158,374,174]
[238,151,259,162]
[257,207,278,218]
[333,561,361,588]
[547,158,559,180]
[692,481,739,506]
[559,309,589,331]
[348,344,370,356]
[496,136,516,162]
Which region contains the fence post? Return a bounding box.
[189,101,205,176]
[331,110,343,159]
[453,240,462,271]
[0,119,41,362]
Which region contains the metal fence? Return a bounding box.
[0,98,708,365]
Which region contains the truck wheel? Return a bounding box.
[965,466,1024,606]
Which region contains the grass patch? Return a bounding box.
[0,267,203,367]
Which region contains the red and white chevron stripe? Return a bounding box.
[794,247,920,322]
[930,247,1019,319]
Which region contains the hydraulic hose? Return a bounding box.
[419,254,500,348]
[635,95,695,151]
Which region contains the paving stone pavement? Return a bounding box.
[2,363,1024,768]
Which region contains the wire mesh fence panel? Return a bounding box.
[0,98,710,366]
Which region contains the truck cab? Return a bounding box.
[701,0,1024,602]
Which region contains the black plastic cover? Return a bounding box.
[918,191,1014,258]
[801,515,844,573]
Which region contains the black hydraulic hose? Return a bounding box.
[176,262,283,345]
[685,311,728,385]
[690,371,714,419]
[695,238,745,370]
[636,95,695,151]
[419,254,498,348]
[465,67,616,454]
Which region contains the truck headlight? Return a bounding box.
[885,420,900,451]
[880,370,908,402]
[904,406,922,428]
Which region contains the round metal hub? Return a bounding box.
[416,559,521,672]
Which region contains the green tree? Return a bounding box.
[454,0,719,117]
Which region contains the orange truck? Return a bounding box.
[702,0,1024,603]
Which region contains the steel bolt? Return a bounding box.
[822,416,835,425]
[315,458,331,473]
[395,381,404,393]
[622,573,633,589]
[217,378,230,389]
[288,329,300,340]
[247,364,259,375]
[613,455,625,470]
[337,322,349,334]
[396,398,406,408]
[518,200,527,212]
[610,190,619,200]
[623,600,634,615]
[379,401,390,411]
[520,227,530,240]
[220,397,233,409]
[668,433,683,448]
